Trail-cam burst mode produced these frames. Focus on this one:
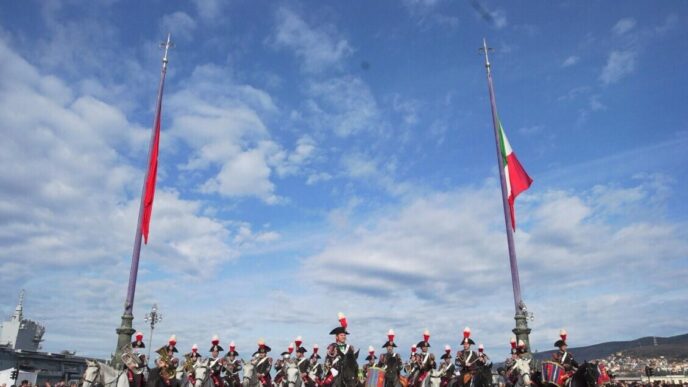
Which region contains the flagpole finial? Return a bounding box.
[480,38,493,71]
[161,34,174,66]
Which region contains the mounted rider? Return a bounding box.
[322,312,359,387]
[377,330,402,387]
[553,330,578,372]
[455,328,478,387]
[274,345,294,386]
[405,344,419,383]
[361,346,377,382]
[305,345,323,387]
[438,346,456,387]
[163,335,180,364]
[181,344,201,386]
[208,335,225,387]
[253,339,274,387]
[127,332,147,387]
[224,342,242,387]
[295,343,310,384]
[415,330,436,387]
[505,339,530,387]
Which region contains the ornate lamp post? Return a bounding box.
[144,303,163,363]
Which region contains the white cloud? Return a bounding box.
[160,12,197,42]
[561,55,579,68]
[612,18,637,36]
[302,180,688,350]
[167,63,314,202]
[272,7,353,73]
[306,76,380,137]
[492,9,508,29]
[600,50,636,85]
[191,0,226,23]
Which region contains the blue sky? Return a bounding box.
[0,0,687,361]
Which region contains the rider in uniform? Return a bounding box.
[455,328,478,387]
[208,336,225,387]
[322,313,359,387]
[253,340,274,387]
[438,346,455,387]
[163,336,179,365]
[127,332,147,387]
[306,346,323,387]
[224,342,242,387]
[295,346,310,384]
[377,330,402,387]
[361,347,377,380]
[553,329,578,382]
[274,347,293,386]
[415,330,436,387]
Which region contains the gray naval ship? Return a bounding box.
[0,291,96,384]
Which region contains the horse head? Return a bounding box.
[82,361,102,387]
[286,364,300,387]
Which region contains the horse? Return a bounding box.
[568,362,599,387]
[507,358,532,387]
[82,360,130,387]
[285,363,301,387]
[193,360,225,387]
[242,360,261,387]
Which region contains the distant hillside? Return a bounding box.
[533,333,688,361]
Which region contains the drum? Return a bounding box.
[366,367,385,387]
[541,361,567,387]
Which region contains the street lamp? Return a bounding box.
[144,303,162,364]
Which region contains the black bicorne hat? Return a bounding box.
[365,354,377,361]
[226,350,239,357]
[210,344,224,352]
[440,353,452,360]
[554,340,566,348]
[330,326,350,335]
[296,347,308,354]
[132,340,146,349]
[416,341,431,348]
[461,338,475,345]
[382,341,397,348]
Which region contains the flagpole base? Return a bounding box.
[113,312,135,368]
[513,310,532,358]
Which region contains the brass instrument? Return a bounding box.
[121,344,144,373]
[156,346,177,380]
[183,353,197,373]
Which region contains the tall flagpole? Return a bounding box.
[480,38,532,352]
[113,34,173,367]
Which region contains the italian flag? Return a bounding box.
[498,121,533,230]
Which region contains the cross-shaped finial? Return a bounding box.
[160,34,174,65]
[479,38,494,71]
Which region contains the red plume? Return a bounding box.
[288,343,294,354]
[388,329,395,343]
[444,345,451,354]
[560,329,568,342]
[313,344,319,354]
[463,327,471,339]
[423,329,430,343]
[295,336,303,348]
[411,345,417,354]
[338,312,347,329]
[478,344,484,353]
[510,337,517,349]
[230,341,236,352]
[135,332,144,341]
[258,339,265,349]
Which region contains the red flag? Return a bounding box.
[141,106,161,244]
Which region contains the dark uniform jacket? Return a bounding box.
[377,352,402,387]
[326,343,359,387]
[255,356,273,385]
[456,350,479,374]
[557,351,579,371]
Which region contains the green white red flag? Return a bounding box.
[498,121,532,230]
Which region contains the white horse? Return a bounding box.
[285,363,301,387]
[424,369,443,387]
[509,358,532,387]
[82,360,130,387]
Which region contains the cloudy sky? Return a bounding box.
[0,0,687,361]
